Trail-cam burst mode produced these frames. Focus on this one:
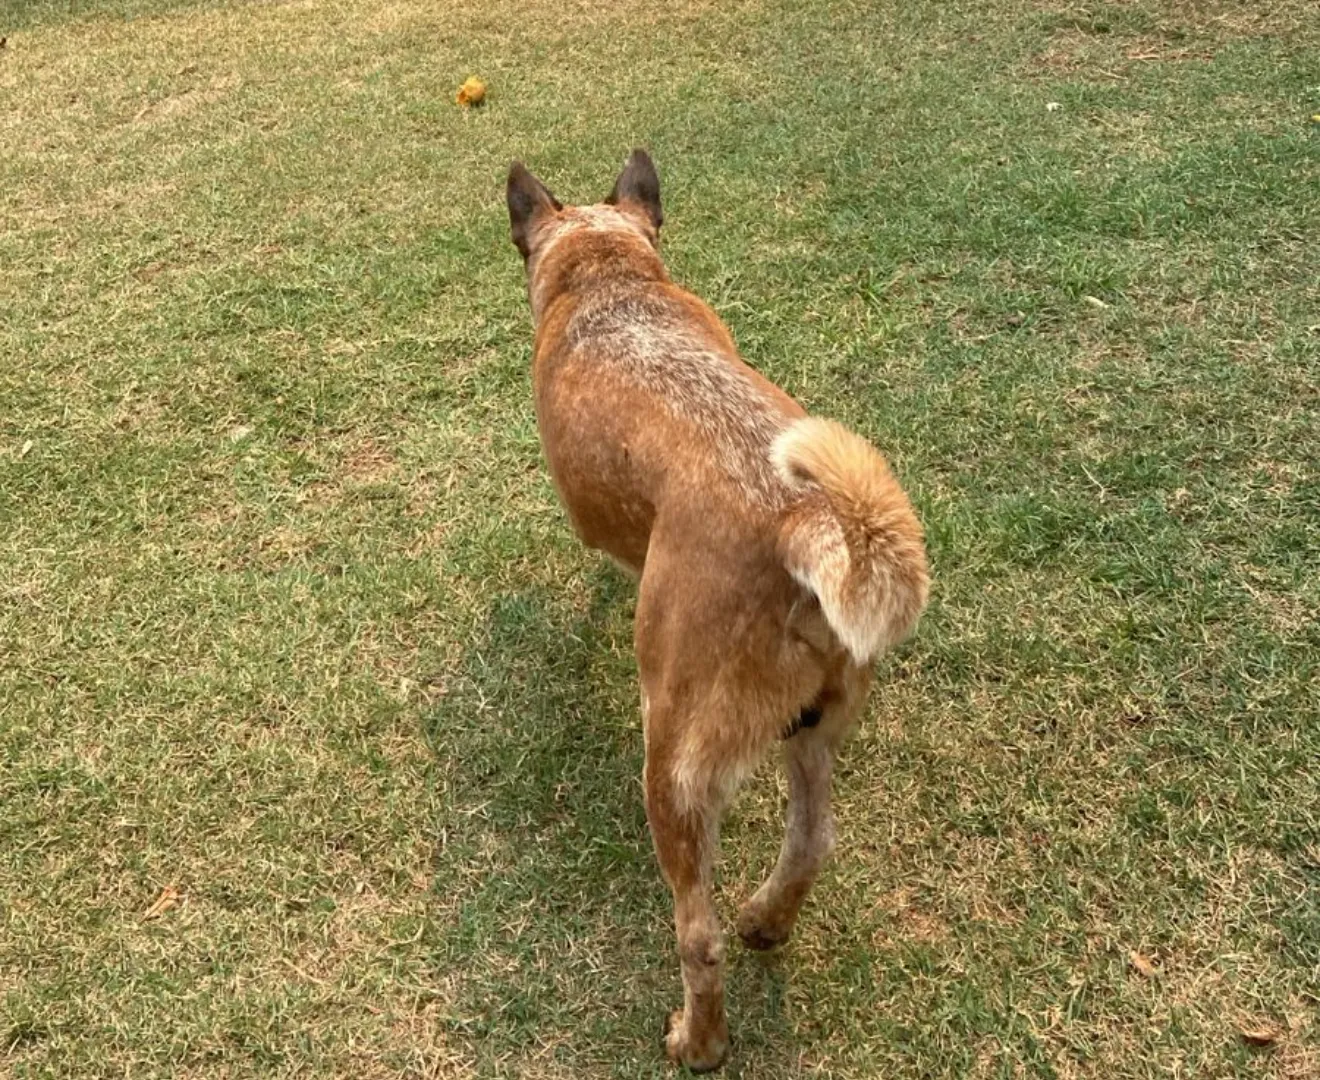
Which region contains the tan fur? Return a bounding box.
[773,418,929,663]
[507,151,929,1072]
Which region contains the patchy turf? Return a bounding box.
[1,0,1318,1076]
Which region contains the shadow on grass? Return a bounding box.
[422,562,642,841]
[418,565,663,1055]
[418,562,799,1070]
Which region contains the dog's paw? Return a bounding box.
[663,1009,727,1072]
[736,901,794,951]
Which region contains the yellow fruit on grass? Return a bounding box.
[457,77,486,107]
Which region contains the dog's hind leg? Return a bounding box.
[634,524,804,1068]
[737,664,871,951]
[634,547,762,1072]
[642,706,731,1073]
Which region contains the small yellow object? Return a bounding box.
[1312,113,1320,124]
[456,77,486,107]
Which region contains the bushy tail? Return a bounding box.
[772,417,929,664]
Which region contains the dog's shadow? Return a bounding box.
[422,562,644,856]
[420,562,795,1070]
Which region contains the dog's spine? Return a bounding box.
[772,418,929,664]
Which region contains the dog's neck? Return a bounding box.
[528,229,666,327]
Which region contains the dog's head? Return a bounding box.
[505,149,664,276]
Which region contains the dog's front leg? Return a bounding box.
[643,719,729,1073]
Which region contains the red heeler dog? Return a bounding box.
[506,149,929,1071]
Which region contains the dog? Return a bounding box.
[506,150,929,1071]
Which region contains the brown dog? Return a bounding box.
[506,150,929,1071]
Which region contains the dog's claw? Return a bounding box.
[664,1009,727,1072]
[736,904,793,951]
[739,925,784,951]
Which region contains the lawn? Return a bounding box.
[1,0,1317,1076]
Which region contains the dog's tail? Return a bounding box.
[772,417,929,664]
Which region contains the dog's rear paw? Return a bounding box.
[663,1009,727,1072]
[736,902,794,951]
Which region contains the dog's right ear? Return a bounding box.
[507,162,562,260]
[606,148,662,233]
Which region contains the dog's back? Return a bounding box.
[530,213,806,565]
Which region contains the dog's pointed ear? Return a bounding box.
[605,148,662,232]
[507,162,562,259]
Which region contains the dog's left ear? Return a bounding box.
[606,148,663,232]
[507,161,563,260]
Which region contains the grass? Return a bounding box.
[1,0,1318,1076]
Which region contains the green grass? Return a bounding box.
[2,0,1318,1076]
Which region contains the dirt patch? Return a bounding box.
[868,885,951,944]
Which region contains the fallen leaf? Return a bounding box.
[1084,295,1110,309]
[143,884,180,920]
[1239,1024,1282,1047]
[19,440,33,459]
[1129,950,1158,978]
